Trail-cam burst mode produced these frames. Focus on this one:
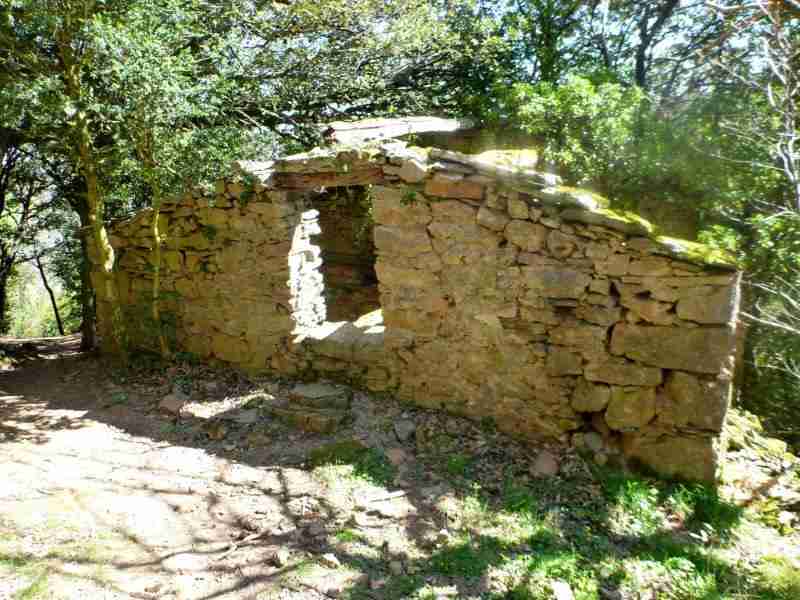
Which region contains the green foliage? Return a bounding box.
[6,262,78,338]
[201,225,218,241]
[400,189,418,206]
[600,471,663,534]
[105,392,128,407]
[501,481,540,518]
[333,528,364,544]
[445,453,472,478]
[508,76,646,195]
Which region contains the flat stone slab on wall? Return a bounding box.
[107,140,741,483]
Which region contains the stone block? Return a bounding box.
[430,200,479,223]
[505,220,547,252]
[211,332,251,364]
[373,225,433,256]
[626,237,659,253]
[605,386,656,430]
[547,230,576,258]
[621,296,674,325]
[659,371,729,430]
[571,379,611,412]
[676,286,736,324]
[382,308,441,336]
[174,278,197,298]
[610,323,734,374]
[584,357,662,386]
[375,261,440,289]
[621,430,719,482]
[485,188,506,211]
[196,207,230,228]
[585,242,610,260]
[585,293,616,308]
[427,221,483,244]
[477,205,511,231]
[595,253,630,276]
[163,251,183,272]
[540,217,559,228]
[520,307,560,325]
[270,406,347,434]
[549,322,608,353]
[523,267,591,298]
[507,196,530,219]
[371,186,431,226]
[628,258,672,277]
[425,174,484,200]
[547,346,583,376]
[576,305,622,326]
[394,158,429,183]
[290,382,352,409]
[182,232,212,250]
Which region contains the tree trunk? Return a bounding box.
[0,268,9,335]
[59,33,128,361]
[73,197,97,351]
[736,201,759,405]
[150,199,169,358]
[35,255,64,336]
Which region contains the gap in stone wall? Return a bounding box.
[308,186,381,323]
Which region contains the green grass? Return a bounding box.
[603,473,663,534]
[334,528,365,544]
[104,391,128,407]
[501,480,540,517]
[758,556,800,600]
[334,447,788,600]
[445,453,472,478]
[0,552,50,600]
[430,535,508,578]
[14,572,49,600]
[309,441,396,486]
[662,483,744,534]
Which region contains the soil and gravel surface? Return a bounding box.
[1,336,798,600]
[0,336,569,599]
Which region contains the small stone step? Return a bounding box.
[270,406,348,434]
[289,382,351,410]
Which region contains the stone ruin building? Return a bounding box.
[105,118,742,482]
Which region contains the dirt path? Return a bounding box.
[1,337,532,600]
[0,337,418,599]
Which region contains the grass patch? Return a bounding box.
[0,552,50,600]
[334,528,365,544]
[600,470,663,534]
[663,483,743,534]
[430,535,508,578]
[103,391,128,407]
[309,441,396,486]
[445,453,472,478]
[501,481,540,518]
[14,571,49,600]
[758,556,800,600]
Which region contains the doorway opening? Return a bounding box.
[288,185,384,349]
[308,186,380,322]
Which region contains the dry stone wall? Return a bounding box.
[107,141,741,482]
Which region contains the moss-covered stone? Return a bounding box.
[654,236,737,269]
